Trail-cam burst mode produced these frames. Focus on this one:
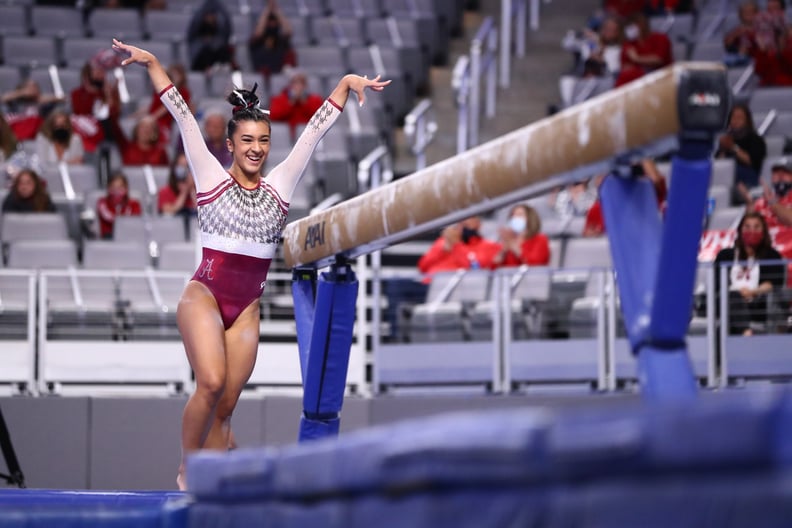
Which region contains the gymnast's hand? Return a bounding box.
[112,38,159,68]
[343,74,391,107]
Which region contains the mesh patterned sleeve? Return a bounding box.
[158,84,228,194]
[264,98,343,202]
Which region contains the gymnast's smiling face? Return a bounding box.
[228,120,271,178]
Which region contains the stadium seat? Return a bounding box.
[158,241,196,272]
[31,5,86,39]
[0,212,69,244]
[0,5,30,37]
[7,239,78,269]
[312,16,368,48]
[87,7,144,40]
[2,36,58,68]
[82,240,151,270]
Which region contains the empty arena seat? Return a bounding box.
[87,7,144,40]
[31,5,86,39]
[409,269,491,343]
[82,240,151,270]
[312,16,368,48]
[0,272,33,338]
[0,213,69,244]
[327,0,384,17]
[144,10,192,43]
[44,271,118,339]
[7,239,78,269]
[0,5,30,37]
[158,241,196,272]
[2,36,58,68]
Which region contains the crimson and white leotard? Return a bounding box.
[160,84,342,328]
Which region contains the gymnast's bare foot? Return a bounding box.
[176,465,187,491]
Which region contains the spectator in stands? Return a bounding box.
[490,204,551,268]
[158,152,197,217]
[550,179,598,218]
[584,159,667,237]
[249,0,296,80]
[2,79,63,141]
[418,216,499,276]
[202,111,233,168]
[71,58,121,154]
[148,63,193,146]
[751,0,792,86]
[714,212,784,335]
[644,0,694,15]
[564,16,623,77]
[602,0,645,21]
[96,170,142,239]
[614,13,673,87]
[716,103,766,205]
[2,168,56,213]
[269,69,324,142]
[187,0,234,72]
[0,114,18,164]
[35,109,85,167]
[724,0,759,67]
[739,157,792,227]
[113,115,170,166]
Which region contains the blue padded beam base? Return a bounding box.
[600,146,712,401]
[293,261,358,443]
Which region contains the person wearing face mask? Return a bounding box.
[96,171,142,239]
[740,158,792,228]
[715,212,784,335]
[35,109,85,167]
[418,216,499,278]
[717,103,767,205]
[615,12,673,88]
[491,204,551,269]
[2,79,63,141]
[158,152,197,217]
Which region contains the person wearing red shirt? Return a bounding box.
[584,159,668,237]
[615,13,673,87]
[418,216,500,277]
[491,204,551,268]
[113,115,170,166]
[158,152,197,216]
[740,158,792,228]
[751,0,792,86]
[269,70,324,143]
[96,171,143,239]
[603,0,645,19]
[70,59,121,153]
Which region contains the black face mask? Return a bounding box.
[461,227,478,244]
[52,127,70,143]
[90,78,104,89]
[774,181,792,198]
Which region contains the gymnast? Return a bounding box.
[111,38,389,490]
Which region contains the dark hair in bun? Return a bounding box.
[226,83,270,138]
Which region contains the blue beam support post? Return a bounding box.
[292,260,358,442]
[599,68,730,401]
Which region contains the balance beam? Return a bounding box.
[283,62,726,268]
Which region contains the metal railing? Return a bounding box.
[453,16,499,153]
[403,99,436,172]
[6,255,789,396]
[499,0,528,89]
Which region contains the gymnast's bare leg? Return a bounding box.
[175,281,227,491]
[202,299,260,452]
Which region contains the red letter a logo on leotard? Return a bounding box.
[199,258,215,281]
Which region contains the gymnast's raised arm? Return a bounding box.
[111,38,227,193]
